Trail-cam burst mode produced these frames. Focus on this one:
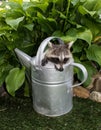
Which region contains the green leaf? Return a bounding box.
[83,0,101,10]
[77,28,92,44]
[53,30,64,37]
[86,44,101,65]
[61,28,92,45]
[56,10,66,19]
[73,57,97,86]
[81,17,101,38]
[61,28,77,42]
[71,0,79,6]
[77,61,97,86]
[78,5,96,16]
[23,1,48,12]
[37,12,57,33]
[72,41,85,53]
[9,0,23,5]
[6,16,25,30]
[5,67,25,96]
[24,24,34,31]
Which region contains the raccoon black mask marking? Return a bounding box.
[41,41,73,71]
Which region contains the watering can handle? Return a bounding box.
[35,37,63,66]
[71,63,88,87]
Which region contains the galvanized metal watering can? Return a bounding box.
[15,37,88,117]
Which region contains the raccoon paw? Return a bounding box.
[41,59,48,66]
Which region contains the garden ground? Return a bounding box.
[0,97,101,130]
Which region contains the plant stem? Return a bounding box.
[66,0,71,18]
[63,0,71,32]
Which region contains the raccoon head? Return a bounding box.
[42,41,73,71]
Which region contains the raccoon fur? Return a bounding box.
[41,41,73,71]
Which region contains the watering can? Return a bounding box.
[15,37,88,117]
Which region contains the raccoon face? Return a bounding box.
[41,41,73,71]
[47,53,71,71]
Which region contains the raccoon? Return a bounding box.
[41,41,73,71]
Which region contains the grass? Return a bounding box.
[0,97,101,130]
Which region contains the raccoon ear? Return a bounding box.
[48,42,54,48]
[66,41,74,49]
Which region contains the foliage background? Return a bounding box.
[0,0,101,96]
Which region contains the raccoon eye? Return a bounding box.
[63,58,69,63]
[49,58,60,64]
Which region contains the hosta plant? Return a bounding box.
[0,0,101,96]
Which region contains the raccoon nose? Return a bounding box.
[55,65,64,71]
[59,67,64,71]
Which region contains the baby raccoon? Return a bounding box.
[41,41,73,71]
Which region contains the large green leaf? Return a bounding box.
[37,12,57,34]
[73,56,97,86]
[61,27,92,45]
[24,23,34,31]
[81,17,101,38]
[86,44,101,65]
[77,28,92,44]
[6,16,25,30]
[5,67,25,96]
[72,41,85,53]
[77,61,97,86]
[83,0,101,11]
[23,1,48,12]
[5,1,22,9]
[80,0,101,23]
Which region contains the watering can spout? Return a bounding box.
[15,48,32,82]
[15,48,31,68]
